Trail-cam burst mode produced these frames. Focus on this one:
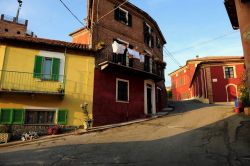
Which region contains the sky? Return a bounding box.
[0,0,243,86]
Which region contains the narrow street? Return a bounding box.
[1,100,250,166]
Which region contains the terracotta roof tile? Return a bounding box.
[0,35,95,52]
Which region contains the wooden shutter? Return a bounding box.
[151,35,154,48]
[57,109,68,125]
[33,55,44,78]
[52,58,60,81]
[0,109,12,124]
[128,13,132,27]
[12,109,25,124]
[143,22,147,44]
[114,7,120,21]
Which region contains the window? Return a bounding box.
[180,77,183,86]
[224,66,235,79]
[144,55,151,72]
[25,110,55,124]
[116,79,129,102]
[4,28,8,32]
[17,31,21,34]
[156,36,161,48]
[114,7,132,26]
[144,22,154,48]
[33,55,60,81]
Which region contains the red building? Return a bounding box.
[224,0,250,95]
[170,56,245,103]
[70,0,167,126]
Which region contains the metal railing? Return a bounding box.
[1,14,28,25]
[96,45,164,78]
[0,70,65,94]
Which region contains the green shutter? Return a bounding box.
[0,109,13,124]
[33,55,44,78]
[57,109,68,125]
[12,109,25,124]
[52,58,60,81]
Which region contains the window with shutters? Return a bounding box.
[116,79,129,102]
[156,36,161,48]
[25,110,56,124]
[144,22,154,48]
[114,7,132,27]
[33,55,60,81]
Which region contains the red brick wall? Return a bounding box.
[0,20,27,37]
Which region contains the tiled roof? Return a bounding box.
[0,35,94,52]
[169,56,243,76]
[187,56,244,62]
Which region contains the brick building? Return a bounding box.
[70,0,167,126]
[0,14,36,37]
[224,0,250,94]
[170,56,245,103]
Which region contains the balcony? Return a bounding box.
[0,70,65,97]
[96,46,165,81]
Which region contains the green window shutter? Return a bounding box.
[33,55,44,78]
[12,109,25,124]
[0,109,13,124]
[52,58,60,81]
[57,109,68,125]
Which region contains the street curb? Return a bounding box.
[0,112,169,148]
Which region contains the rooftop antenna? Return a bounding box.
[16,0,23,23]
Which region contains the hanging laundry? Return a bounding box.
[127,48,140,59]
[112,41,126,54]
[140,54,145,63]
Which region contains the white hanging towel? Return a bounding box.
[112,41,126,54]
[140,54,145,63]
[127,48,140,59]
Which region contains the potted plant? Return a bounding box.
[0,125,11,143]
[239,74,250,115]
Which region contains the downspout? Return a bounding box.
[63,47,67,94]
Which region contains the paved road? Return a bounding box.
[1,100,250,166]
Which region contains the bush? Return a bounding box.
[239,73,250,107]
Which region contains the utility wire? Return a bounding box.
[171,31,238,54]
[59,0,84,26]
[97,0,129,23]
[163,46,182,67]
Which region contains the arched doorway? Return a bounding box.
[226,84,238,102]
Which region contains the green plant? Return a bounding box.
[239,74,250,107]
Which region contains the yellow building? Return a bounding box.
[0,35,95,131]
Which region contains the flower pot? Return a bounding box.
[244,107,250,116]
[0,133,11,143]
[235,107,240,114]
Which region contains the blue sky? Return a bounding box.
[0,0,243,86]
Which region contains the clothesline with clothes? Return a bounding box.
[112,41,149,63]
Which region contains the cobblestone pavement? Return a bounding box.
[1,100,250,166]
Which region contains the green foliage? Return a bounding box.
[239,74,250,106]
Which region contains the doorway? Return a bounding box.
[144,80,156,115]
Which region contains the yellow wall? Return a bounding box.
[0,45,95,127]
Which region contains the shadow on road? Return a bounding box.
[0,113,250,166]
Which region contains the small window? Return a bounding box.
[4,28,8,32]
[17,31,21,34]
[144,22,154,48]
[116,79,129,102]
[114,7,132,26]
[156,36,161,48]
[224,66,235,79]
[25,110,56,124]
